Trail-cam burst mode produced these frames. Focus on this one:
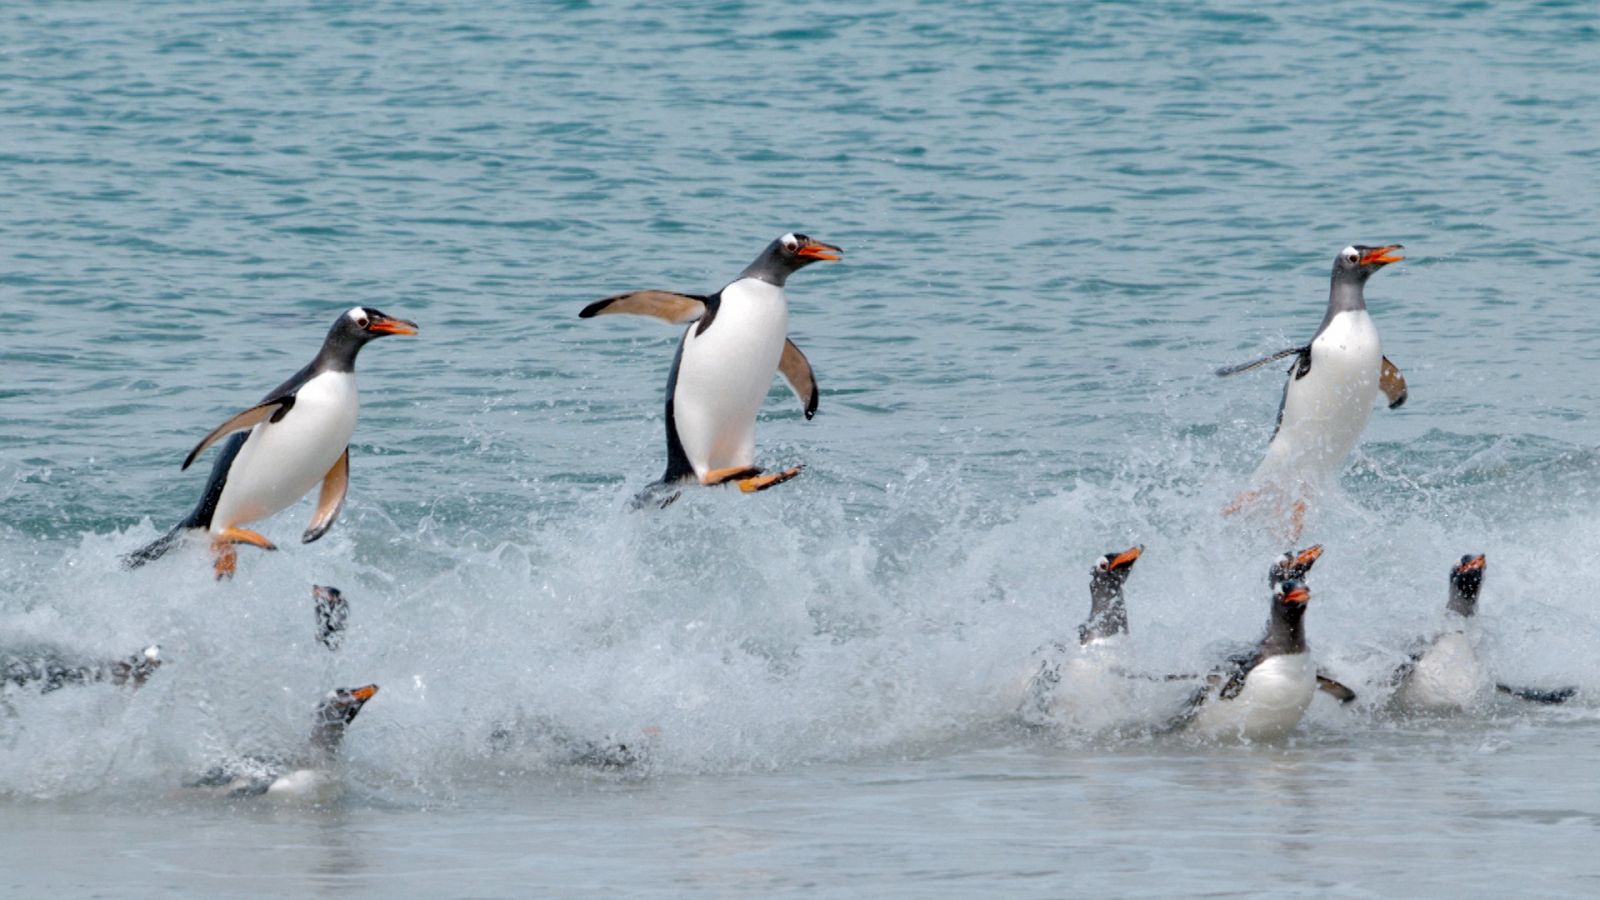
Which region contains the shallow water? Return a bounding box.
[4,0,1600,895]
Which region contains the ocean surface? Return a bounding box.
[4,0,1600,895]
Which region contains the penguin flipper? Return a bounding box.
[1380,356,1407,409]
[579,290,708,324]
[1496,683,1577,705]
[778,339,819,420]
[1315,673,1358,704]
[302,447,349,544]
[182,396,296,470]
[1215,346,1306,377]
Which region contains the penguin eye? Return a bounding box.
[356,315,370,328]
[1344,250,1359,264]
[783,237,799,252]
[1095,559,1110,571]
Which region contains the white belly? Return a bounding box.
[265,767,335,800]
[1018,637,1138,731]
[1257,311,1381,486]
[1191,652,1316,741]
[1394,631,1486,712]
[210,371,358,533]
[671,279,788,478]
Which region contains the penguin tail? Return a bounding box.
[121,522,194,569]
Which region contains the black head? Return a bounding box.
[1090,545,1143,594]
[1273,579,1310,617]
[1268,545,1323,587]
[1331,244,1404,284]
[315,684,378,728]
[738,232,843,287]
[318,306,419,371]
[1447,554,1486,617]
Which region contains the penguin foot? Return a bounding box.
[210,529,278,580]
[212,543,238,581]
[701,466,763,486]
[1221,490,1258,517]
[219,527,279,551]
[736,466,803,493]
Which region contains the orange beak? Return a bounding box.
[368,316,419,335]
[1109,545,1144,570]
[1359,245,1404,266]
[1458,554,1486,573]
[1293,545,1324,568]
[797,239,842,261]
[350,684,379,702]
[1282,585,1311,604]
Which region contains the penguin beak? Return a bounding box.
[1108,545,1143,571]
[350,684,379,702]
[1359,245,1404,266]
[1457,554,1486,574]
[1292,545,1323,568]
[367,316,419,336]
[796,239,842,261]
[1282,585,1311,604]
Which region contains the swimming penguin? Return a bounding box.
[1219,245,1408,538]
[1,642,161,693]
[187,684,378,799]
[312,584,348,651]
[1019,545,1143,726]
[579,233,840,497]
[124,307,418,578]
[1391,555,1576,710]
[1177,579,1349,741]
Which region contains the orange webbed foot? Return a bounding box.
[736,466,803,493]
[701,466,762,486]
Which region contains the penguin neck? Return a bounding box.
[308,709,351,760]
[1078,577,1128,644]
[1446,584,1479,619]
[1322,276,1368,321]
[737,242,797,288]
[313,328,367,374]
[1259,603,1307,656]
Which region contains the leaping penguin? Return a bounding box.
[123,307,417,578]
[1176,571,1356,741]
[1219,245,1408,538]
[579,233,840,497]
[1019,545,1143,726]
[1390,554,1576,711]
[187,684,378,799]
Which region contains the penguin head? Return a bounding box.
[1090,545,1143,592]
[1273,579,1311,617]
[319,308,418,369]
[310,684,378,754]
[740,233,843,286]
[337,306,419,341]
[1333,244,1404,282]
[1268,544,1323,587]
[1448,554,1486,616]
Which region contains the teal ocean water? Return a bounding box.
[4,1,1600,895]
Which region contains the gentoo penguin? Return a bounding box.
[486,714,658,770]
[1179,579,1330,741]
[1391,555,1576,710]
[1264,544,1357,702]
[188,684,378,799]
[1,642,161,693]
[313,584,348,651]
[1019,545,1143,727]
[1219,245,1408,538]
[124,307,418,577]
[579,233,840,496]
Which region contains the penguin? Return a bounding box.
[1178,579,1337,741]
[1263,543,1358,703]
[187,684,378,799]
[1391,555,1576,710]
[1019,545,1143,727]
[1219,245,1408,538]
[579,233,840,496]
[124,307,418,578]
[1,642,161,693]
[312,584,348,651]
